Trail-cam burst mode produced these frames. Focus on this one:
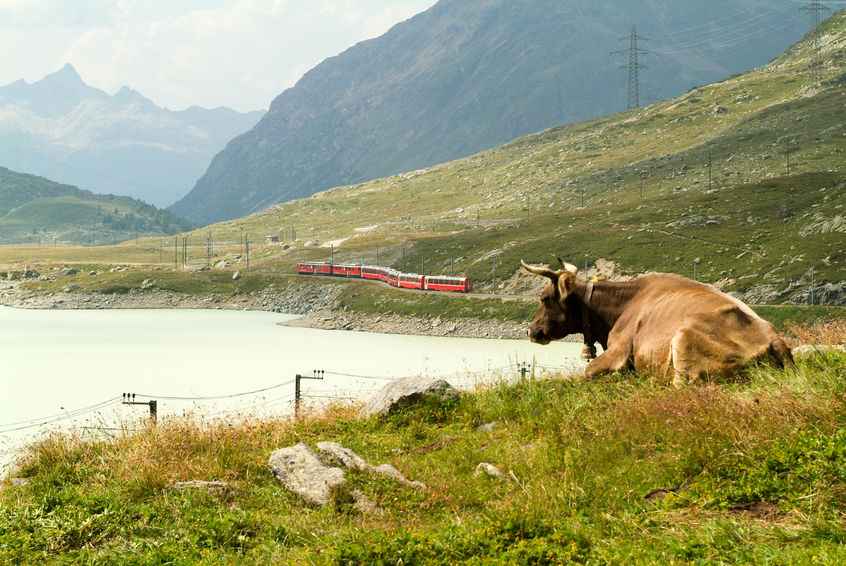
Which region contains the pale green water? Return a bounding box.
[0,307,584,470]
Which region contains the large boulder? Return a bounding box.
[268,443,344,506]
[364,376,458,417]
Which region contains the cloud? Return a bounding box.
[1,0,436,111]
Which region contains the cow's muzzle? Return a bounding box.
[528,327,551,345]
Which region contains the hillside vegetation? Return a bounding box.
[2,354,846,563]
[172,0,810,224]
[0,167,192,245]
[164,11,846,306]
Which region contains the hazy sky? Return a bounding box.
[0,0,438,112]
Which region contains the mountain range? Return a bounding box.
[0,64,263,208]
[171,0,812,225]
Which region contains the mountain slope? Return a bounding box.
[178,9,846,305]
[0,65,263,207]
[0,167,191,244]
[172,0,811,225]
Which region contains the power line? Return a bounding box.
[0,397,121,434]
[132,380,296,402]
[801,1,831,84]
[653,17,803,55]
[612,26,650,110]
[323,370,397,382]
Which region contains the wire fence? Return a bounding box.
[0,361,579,438]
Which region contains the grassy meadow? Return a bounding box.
[2,353,846,564]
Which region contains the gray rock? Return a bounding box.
[61,268,79,276]
[476,422,498,433]
[232,271,241,281]
[140,279,156,290]
[792,345,846,357]
[316,442,370,471]
[63,284,81,292]
[268,443,345,506]
[372,463,426,490]
[316,442,426,490]
[172,480,229,492]
[364,376,458,417]
[474,462,506,480]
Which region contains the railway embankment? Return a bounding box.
[3,269,845,341]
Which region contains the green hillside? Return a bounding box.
[0,167,192,244]
[178,11,846,305]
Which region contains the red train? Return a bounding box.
[297,262,472,293]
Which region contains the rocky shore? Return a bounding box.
[0,280,532,341]
[287,310,527,340]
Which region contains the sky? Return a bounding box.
[0,0,438,112]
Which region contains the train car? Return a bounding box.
[332,264,362,278]
[361,266,387,282]
[424,275,473,293]
[297,262,326,275]
[399,273,425,290]
[384,269,401,288]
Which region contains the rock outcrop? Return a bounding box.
[317,442,426,490]
[270,442,426,508]
[364,376,459,417]
[268,443,345,506]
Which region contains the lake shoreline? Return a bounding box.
[0,279,539,341]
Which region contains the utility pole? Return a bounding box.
[330,244,335,266]
[121,393,157,425]
[246,236,251,271]
[294,370,325,419]
[801,1,830,84]
[810,267,816,305]
[612,26,650,110]
[174,237,178,270]
[707,151,713,191]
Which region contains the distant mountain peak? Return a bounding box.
[113,85,153,106]
[41,63,85,87]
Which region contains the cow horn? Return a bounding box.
[521,260,559,279]
[556,256,579,275]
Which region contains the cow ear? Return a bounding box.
[558,272,576,299]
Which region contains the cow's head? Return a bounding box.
[522,259,580,345]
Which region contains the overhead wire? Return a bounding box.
[132,380,296,401]
[654,16,805,55]
[0,396,121,433]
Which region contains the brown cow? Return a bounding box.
[521,260,793,386]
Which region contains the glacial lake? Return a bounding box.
[0,307,585,471]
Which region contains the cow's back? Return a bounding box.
[617,274,781,377]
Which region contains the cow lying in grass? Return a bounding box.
[522,260,793,386]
